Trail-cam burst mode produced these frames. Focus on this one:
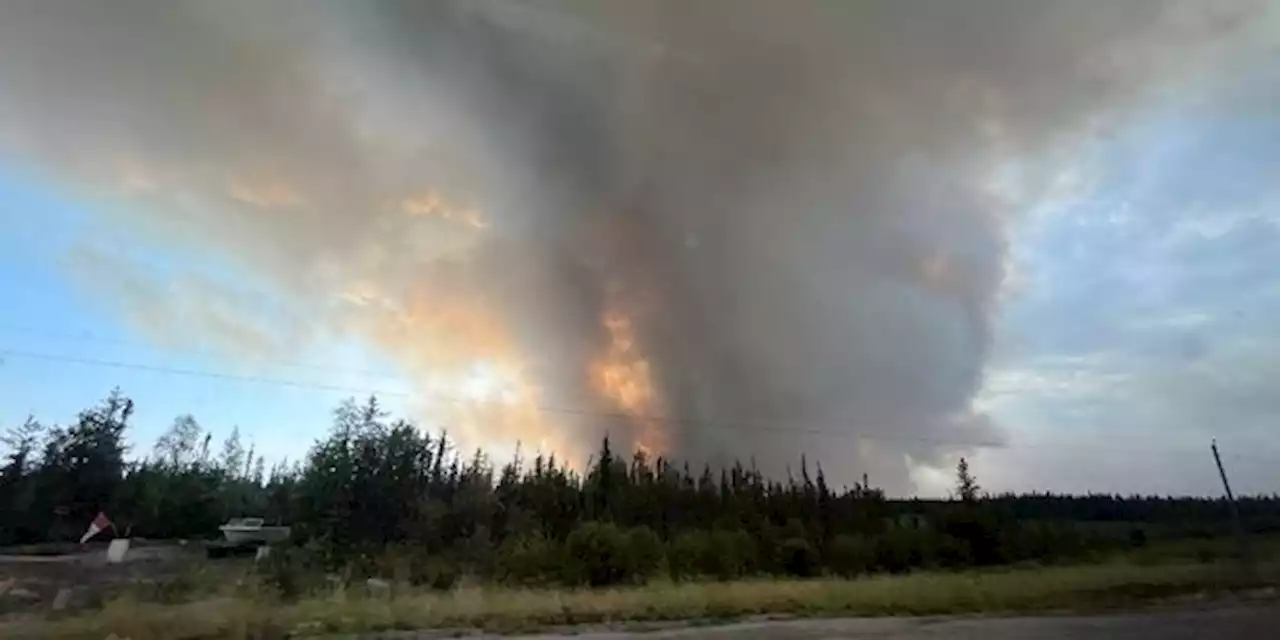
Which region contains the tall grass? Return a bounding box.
[5,559,1274,640]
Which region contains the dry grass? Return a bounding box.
[4,560,1273,639]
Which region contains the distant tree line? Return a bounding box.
[2,390,1277,589]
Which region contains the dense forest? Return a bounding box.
[2,390,1277,588]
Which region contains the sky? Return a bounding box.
[965,67,1280,497]
[0,0,1278,497]
[0,164,401,466]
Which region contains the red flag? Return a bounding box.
[80,511,113,544]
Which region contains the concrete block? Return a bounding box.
[106,538,131,564]
[51,587,72,611]
[6,586,39,601]
[365,577,391,597]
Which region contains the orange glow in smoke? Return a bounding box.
[353,291,582,462]
[590,306,668,456]
[336,195,666,464]
[228,179,305,209]
[401,190,488,228]
[337,183,583,464]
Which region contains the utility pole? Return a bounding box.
[1211,439,1250,568]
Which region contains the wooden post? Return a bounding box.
[1211,439,1250,568]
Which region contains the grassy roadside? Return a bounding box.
[5,560,1277,639]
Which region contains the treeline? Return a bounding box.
[2,391,1277,588]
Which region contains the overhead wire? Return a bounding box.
[0,322,406,380]
[2,344,1277,467]
[0,345,1000,448]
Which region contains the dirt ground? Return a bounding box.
[0,540,207,614]
[487,603,1280,640]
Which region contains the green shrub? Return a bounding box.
[627,526,665,581]
[408,552,461,590]
[666,529,755,580]
[564,521,633,586]
[1128,528,1149,549]
[1195,543,1220,564]
[153,570,202,604]
[1030,522,1085,562]
[259,545,324,600]
[495,534,559,585]
[779,537,819,577]
[668,530,709,581]
[827,534,875,577]
[375,545,412,584]
[939,508,1004,566]
[875,528,934,573]
[935,534,974,569]
[708,529,756,580]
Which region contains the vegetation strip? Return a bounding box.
[5,561,1277,639]
[4,392,1279,638]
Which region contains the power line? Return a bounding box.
[0,330,1184,450]
[0,323,407,381]
[0,346,1000,448]
[0,346,414,395]
[0,346,1041,451]
[3,345,1277,467]
[2,328,1275,458]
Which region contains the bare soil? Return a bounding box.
[482,603,1280,640]
[0,540,207,614]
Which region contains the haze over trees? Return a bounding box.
[2,391,1277,588]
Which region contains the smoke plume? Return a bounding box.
[0,0,1256,491]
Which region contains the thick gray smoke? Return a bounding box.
[0,0,1256,491]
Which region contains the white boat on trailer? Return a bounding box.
[218,517,290,545]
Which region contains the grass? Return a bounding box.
[4,559,1276,639]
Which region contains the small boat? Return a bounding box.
[218,517,291,545]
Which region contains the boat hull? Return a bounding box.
[219,526,291,545]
